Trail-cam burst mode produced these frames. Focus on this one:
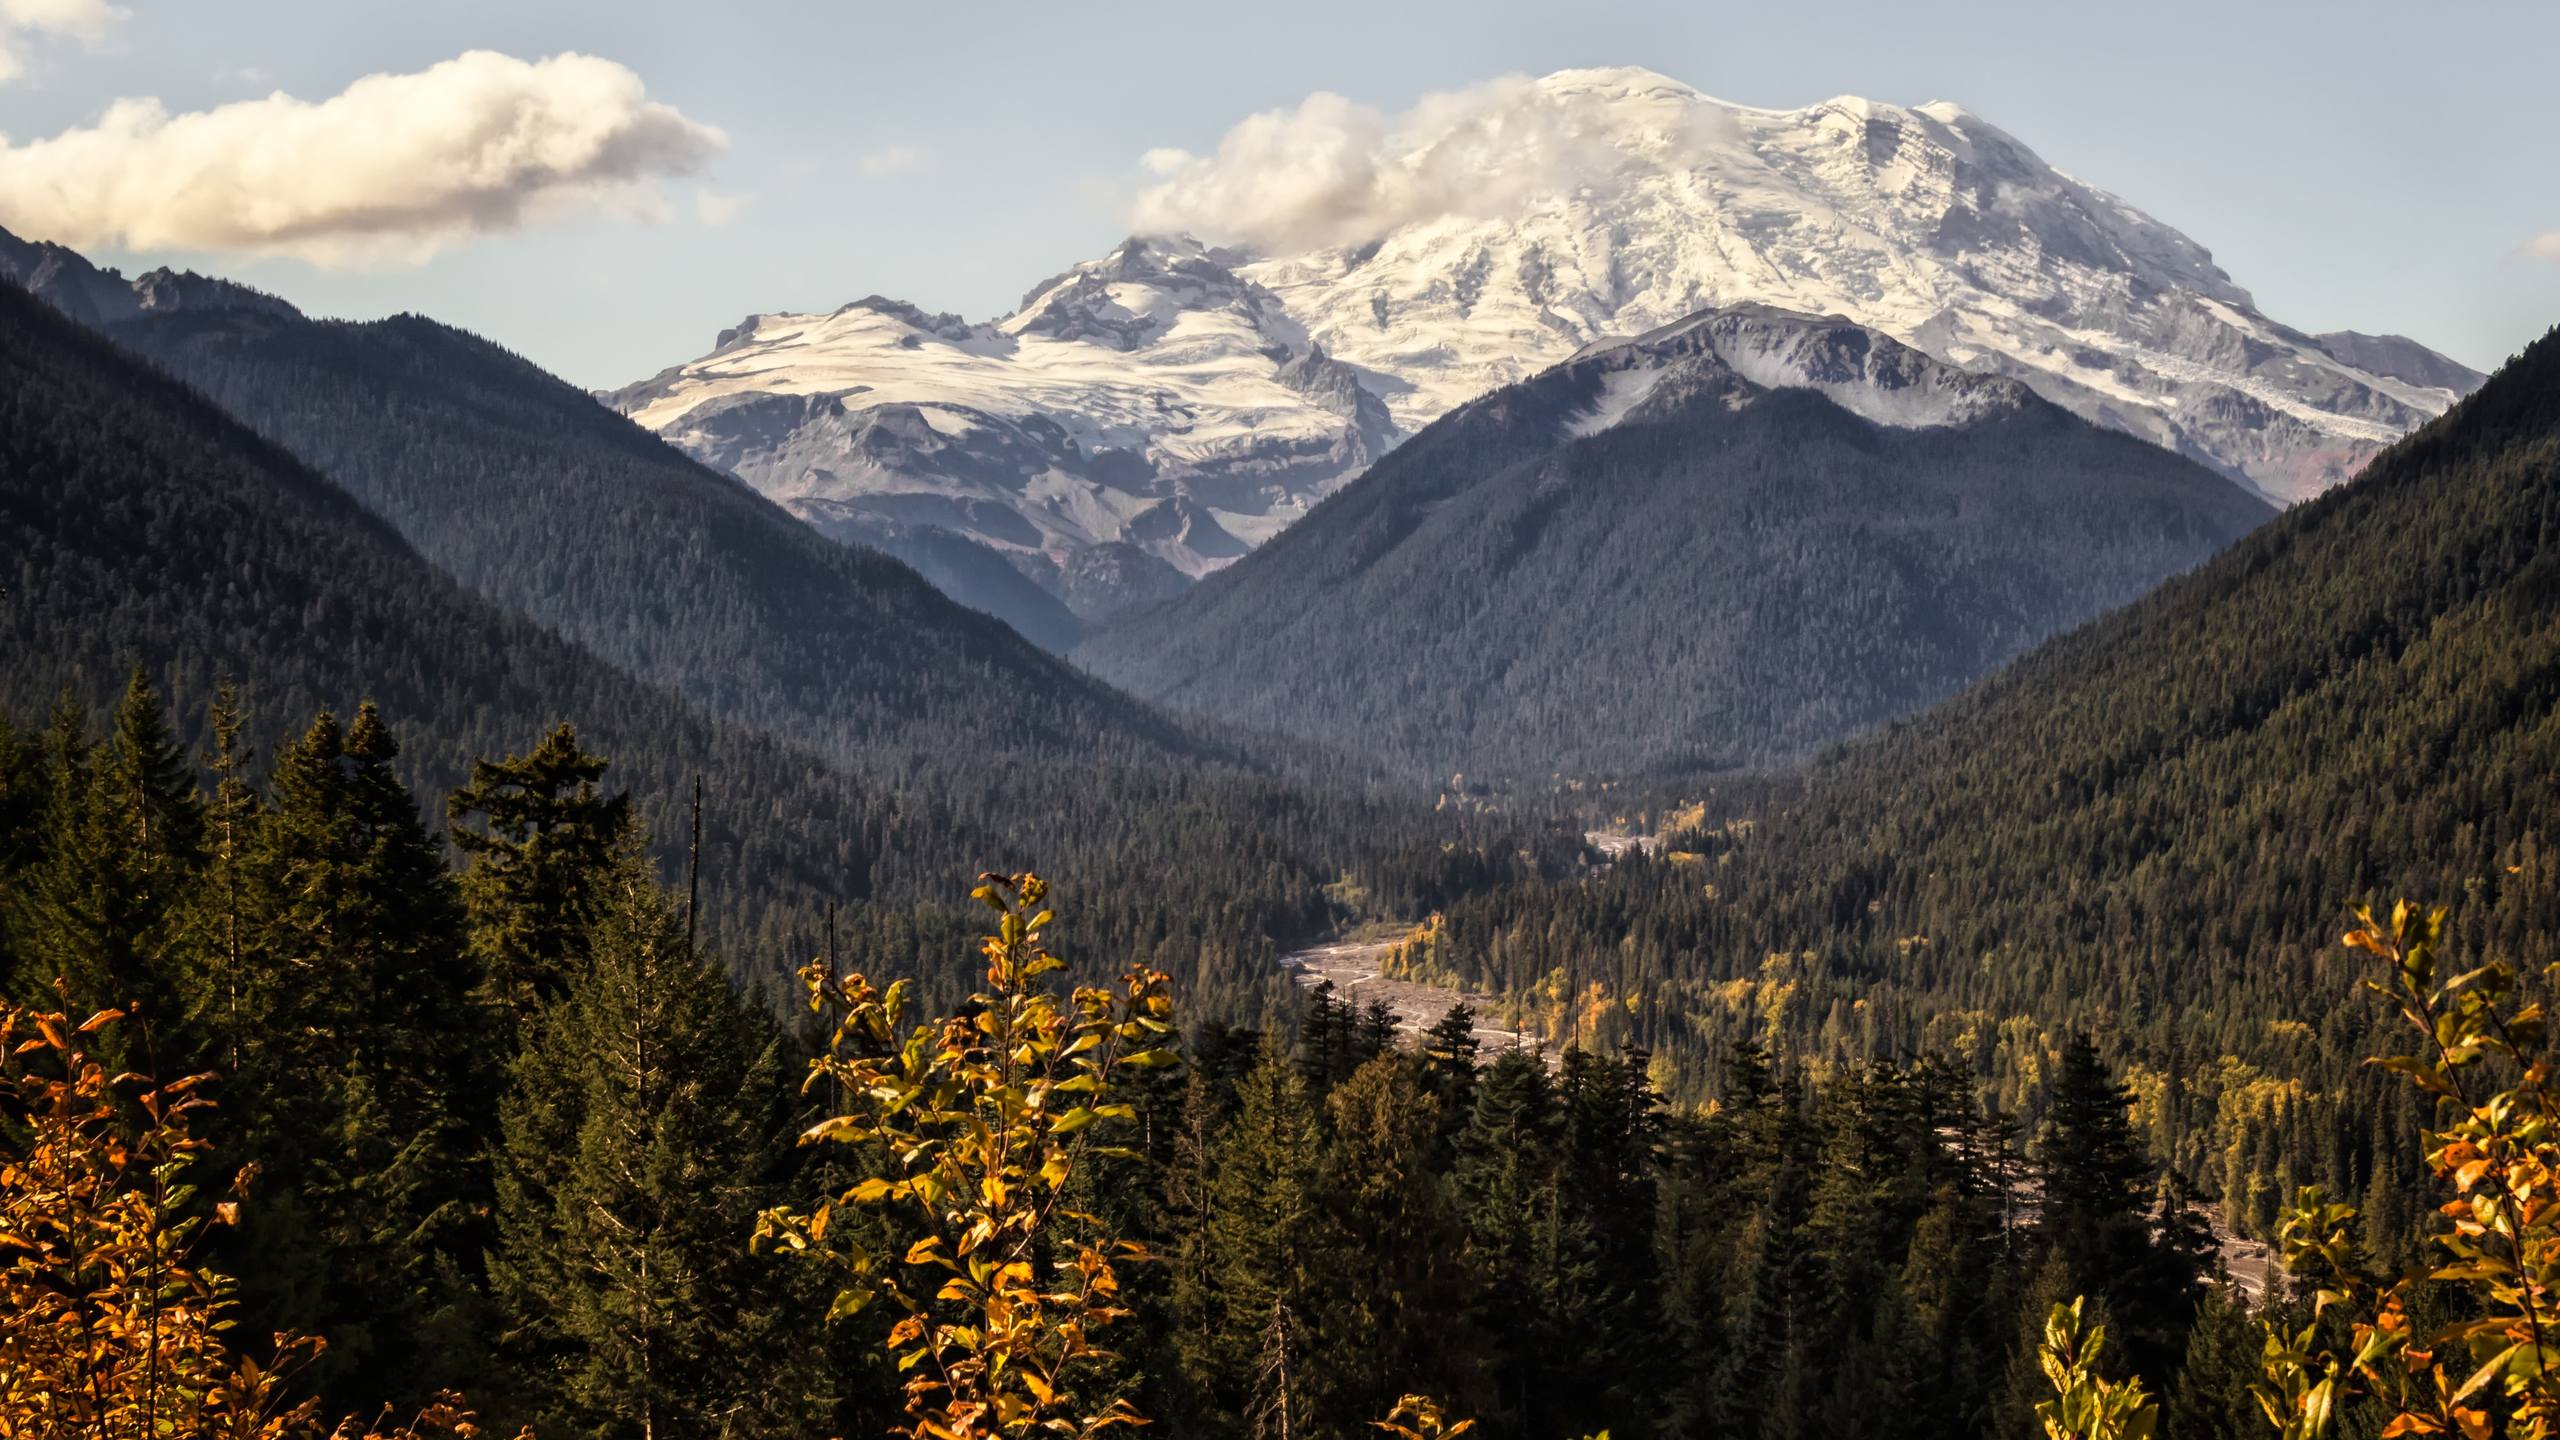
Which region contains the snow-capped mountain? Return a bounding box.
[611,66,2479,618]
[607,236,1395,619]
[1074,300,2275,776]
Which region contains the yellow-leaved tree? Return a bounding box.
[2043,896,2560,1439]
[2255,900,2560,1439]
[756,872,1178,1440]
[0,996,512,1440]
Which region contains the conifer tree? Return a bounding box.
[187,684,257,1077]
[1296,979,1357,1092]
[1195,1041,1340,1440]
[489,846,807,1439]
[1357,998,1399,1058]
[216,704,482,1403]
[2038,1033,2203,1384]
[1995,1249,2081,1440]
[1891,1188,1998,1440]
[2164,1286,2260,1440]
[1452,1047,1597,1437]
[8,673,203,1030]
[1324,1053,1482,1426]
[2039,1035,2154,1274]
[446,722,632,1025]
[1716,1149,1813,1440]
[1653,1110,1730,1439]
[1419,1005,1481,1099]
[1417,1004,1482,1159]
[0,713,41,990]
[1552,1046,1662,1435]
[1159,1072,1232,1435]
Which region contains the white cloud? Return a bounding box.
[694,188,749,226]
[2525,231,2560,265]
[0,49,726,266]
[0,0,120,84]
[857,143,928,178]
[1129,73,1695,253]
[0,0,116,28]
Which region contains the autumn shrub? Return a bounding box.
[0,996,511,1440]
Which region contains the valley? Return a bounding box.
[0,22,2543,1440]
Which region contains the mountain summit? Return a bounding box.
[1231,68,2479,495]
[612,66,2476,618]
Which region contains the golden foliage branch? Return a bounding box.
[2035,1297,2159,1440]
[0,995,508,1440]
[757,872,1178,1440]
[2252,900,2560,1439]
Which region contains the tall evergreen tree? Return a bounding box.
[0,713,42,990]
[1356,998,1399,1058]
[1553,1046,1663,1435]
[1452,1047,1599,1438]
[1417,1003,1482,1158]
[1190,1041,1340,1440]
[2037,1033,2204,1382]
[1715,1148,1813,1440]
[2038,1034,2155,1285]
[7,672,202,1030]
[1296,980,1358,1092]
[488,846,810,1439]
[446,722,632,1026]
[2165,1285,2262,1440]
[185,684,257,1077]
[212,703,482,1403]
[1992,1248,2080,1440]
[1889,1187,2000,1440]
[1323,1053,1483,1427]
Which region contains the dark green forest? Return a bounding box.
[0,681,2242,1437]
[1082,319,2273,778]
[1376,324,2560,1263]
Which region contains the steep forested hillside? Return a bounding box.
[0,281,1519,1017]
[104,302,1128,759]
[1082,308,2273,777]
[0,280,931,952]
[1403,324,2560,1241]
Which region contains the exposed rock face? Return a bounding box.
[2314,330,2489,396]
[606,235,1392,617]
[0,228,296,326]
[1234,69,2477,505]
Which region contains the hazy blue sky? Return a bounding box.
[0,0,2550,387]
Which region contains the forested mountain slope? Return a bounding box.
[0,279,934,953]
[0,281,1496,1015]
[104,302,1118,757]
[1412,323,2560,1234]
[1082,306,2274,777]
